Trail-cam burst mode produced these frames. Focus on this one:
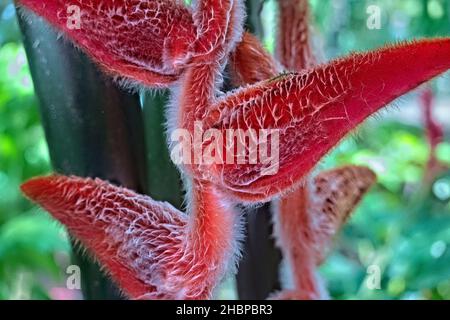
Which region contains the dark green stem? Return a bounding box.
[142,91,183,209]
[235,0,282,300]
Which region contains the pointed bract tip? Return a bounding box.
[21,175,62,202]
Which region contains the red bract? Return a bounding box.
[21,176,238,299]
[17,0,246,87]
[309,167,376,264]
[17,0,197,86]
[190,0,243,62]
[228,32,281,87]
[277,0,316,70]
[207,38,450,202]
[18,0,450,301]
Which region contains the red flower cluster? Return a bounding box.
[18,0,450,299]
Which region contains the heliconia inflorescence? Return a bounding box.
[17,0,450,300]
[228,32,282,87]
[21,175,240,299]
[17,0,195,86]
[207,38,450,202]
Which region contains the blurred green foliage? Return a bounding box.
[0,0,449,299]
[0,2,71,299]
[321,122,450,299]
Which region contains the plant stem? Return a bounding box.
[235,0,282,299]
